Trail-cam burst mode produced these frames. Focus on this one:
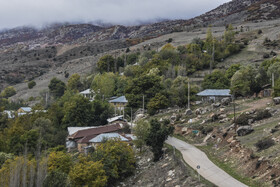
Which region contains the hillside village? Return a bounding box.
[1,0,280,186]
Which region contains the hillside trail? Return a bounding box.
[235,97,272,114]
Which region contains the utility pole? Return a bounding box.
[188,81,190,109]
[143,95,145,114]
[210,40,215,73]
[272,73,275,88]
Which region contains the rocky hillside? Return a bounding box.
[1,0,280,95]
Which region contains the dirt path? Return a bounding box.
[166,137,248,187]
[237,98,272,113]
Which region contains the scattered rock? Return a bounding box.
[237,126,254,136]
[185,109,192,115]
[195,108,202,115]
[221,97,231,105]
[170,114,177,121]
[212,102,221,108]
[182,127,188,134]
[273,97,280,105]
[220,107,226,113]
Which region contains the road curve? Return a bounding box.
[166,136,248,187]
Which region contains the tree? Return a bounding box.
[69,156,107,187]
[133,120,149,152]
[125,74,163,108]
[67,73,82,91]
[43,170,70,187]
[97,55,115,73]
[147,93,169,115]
[48,78,66,98]
[0,86,16,98]
[231,66,259,96]
[91,73,117,98]
[91,99,113,126]
[93,140,135,184]
[274,77,280,97]
[224,24,235,44]
[202,70,230,89]
[28,81,36,89]
[145,119,174,161]
[48,151,72,174]
[225,64,241,79]
[62,95,94,127]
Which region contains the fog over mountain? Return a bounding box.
[0,0,230,30]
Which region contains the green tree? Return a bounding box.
[67,73,83,91]
[231,66,259,96]
[145,119,174,161]
[133,120,149,152]
[147,93,169,115]
[274,77,280,97]
[43,170,70,187]
[0,86,16,98]
[224,24,235,44]
[125,74,162,108]
[97,55,115,73]
[62,95,94,127]
[225,64,241,79]
[48,78,66,98]
[91,73,117,98]
[91,98,113,126]
[202,70,230,89]
[28,81,36,89]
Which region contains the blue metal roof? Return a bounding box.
[20,107,32,112]
[89,133,129,143]
[197,89,231,96]
[109,96,128,103]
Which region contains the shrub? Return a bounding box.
[28,81,36,89]
[263,53,270,59]
[0,86,16,98]
[254,109,271,121]
[235,113,250,126]
[255,138,274,151]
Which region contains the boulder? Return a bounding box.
[170,114,177,121]
[182,127,188,134]
[212,102,221,108]
[237,126,254,136]
[221,97,231,106]
[273,97,280,105]
[220,107,226,113]
[185,109,192,115]
[195,108,202,115]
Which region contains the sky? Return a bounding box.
[0,0,231,30]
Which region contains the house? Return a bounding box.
[17,107,32,116]
[107,115,126,124]
[197,89,232,102]
[109,96,128,116]
[80,89,95,101]
[257,84,272,97]
[88,133,129,148]
[67,123,124,152]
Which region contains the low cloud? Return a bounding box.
[0,0,230,29]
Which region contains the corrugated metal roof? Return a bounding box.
[109,96,128,103]
[89,133,129,143]
[68,126,98,136]
[80,89,94,94]
[107,115,124,123]
[70,123,122,139]
[197,89,231,96]
[20,107,32,112]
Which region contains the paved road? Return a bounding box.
[166,137,248,187]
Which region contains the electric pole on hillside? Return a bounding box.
[210,40,215,73]
[272,73,275,88]
[188,81,190,109]
[143,95,145,114]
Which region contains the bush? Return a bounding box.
[263,53,270,59]
[0,86,16,98]
[255,138,274,151]
[254,109,271,121]
[235,113,250,126]
[28,81,36,89]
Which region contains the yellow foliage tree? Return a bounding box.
[48,151,73,174]
[69,156,107,187]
